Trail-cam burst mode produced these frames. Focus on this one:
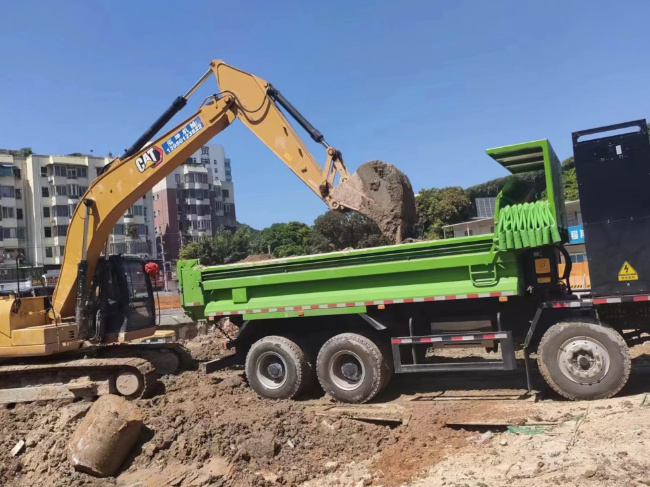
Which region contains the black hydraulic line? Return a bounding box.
[267,83,327,146]
[121,96,188,160]
[557,245,573,293]
[76,199,94,340]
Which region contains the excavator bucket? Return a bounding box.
[330,161,417,243]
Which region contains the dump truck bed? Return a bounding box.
[178,234,520,321]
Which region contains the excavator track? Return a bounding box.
[0,356,158,405]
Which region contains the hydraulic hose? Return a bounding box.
[495,201,562,251]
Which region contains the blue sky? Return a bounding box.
[1,0,648,229]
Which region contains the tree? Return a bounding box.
[308,210,388,252]
[179,226,253,265]
[19,147,33,157]
[125,224,140,241]
[416,186,472,239]
[253,221,312,257]
[466,171,547,202]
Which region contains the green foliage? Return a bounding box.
[20,147,33,156]
[561,156,575,170]
[252,221,311,257]
[561,167,579,201]
[416,186,472,239]
[179,226,253,265]
[308,211,388,253]
[125,224,140,241]
[466,171,547,201]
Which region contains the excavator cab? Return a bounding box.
[83,255,156,344]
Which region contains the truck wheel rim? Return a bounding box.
[329,350,365,391]
[256,352,288,390]
[557,336,610,384]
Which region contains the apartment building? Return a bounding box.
[0,152,29,271]
[0,150,156,278]
[152,144,236,264]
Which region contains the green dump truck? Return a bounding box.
[179,119,650,403]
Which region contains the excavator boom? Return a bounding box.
[52,59,416,321]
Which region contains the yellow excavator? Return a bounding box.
[0,59,415,403]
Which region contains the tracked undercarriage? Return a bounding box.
[0,342,193,405]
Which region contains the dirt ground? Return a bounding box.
[1,332,650,487]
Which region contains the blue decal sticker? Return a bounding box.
[161,117,204,154]
[568,225,584,244]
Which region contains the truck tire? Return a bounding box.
[245,336,311,400]
[537,321,631,400]
[316,333,391,403]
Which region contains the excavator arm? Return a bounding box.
[52,59,415,321]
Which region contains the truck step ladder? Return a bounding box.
[391,331,517,373]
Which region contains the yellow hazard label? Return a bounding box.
[618,261,639,281]
[535,258,551,274]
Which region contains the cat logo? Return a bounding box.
[135,146,164,173]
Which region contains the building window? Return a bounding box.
[0,186,14,198]
[201,146,209,155]
[42,187,49,197]
[67,167,77,179]
[175,174,181,183]
[464,229,473,236]
[2,207,14,219]
[14,189,21,200]
[44,227,52,238]
[13,167,21,179]
[59,245,65,256]
[126,205,143,216]
[40,166,48,177]
[96,167,102,177]
[45,247,53,258]
[55,225,68,237]
[3,228,16,239]
[570,253,587,264]
[43,207,50,218]
[17,227,26,240]
[54,165,65,177]
[55,185,68,196]
[201,158,209,165]
[113,224,125,235]
[222,189,229,198]
[54,205,70,217]
[16,209,22,220]
[224,204,231,213]
[213,160,218,166]
[78,167,87,178]
[215,201,223,211]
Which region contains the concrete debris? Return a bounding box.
[67,394,143,477]
[10,440,25,457]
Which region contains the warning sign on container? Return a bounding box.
[618,261,639,281]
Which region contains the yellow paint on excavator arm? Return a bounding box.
[51,60,353,321]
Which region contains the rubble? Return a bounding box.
[68,394,143,477]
